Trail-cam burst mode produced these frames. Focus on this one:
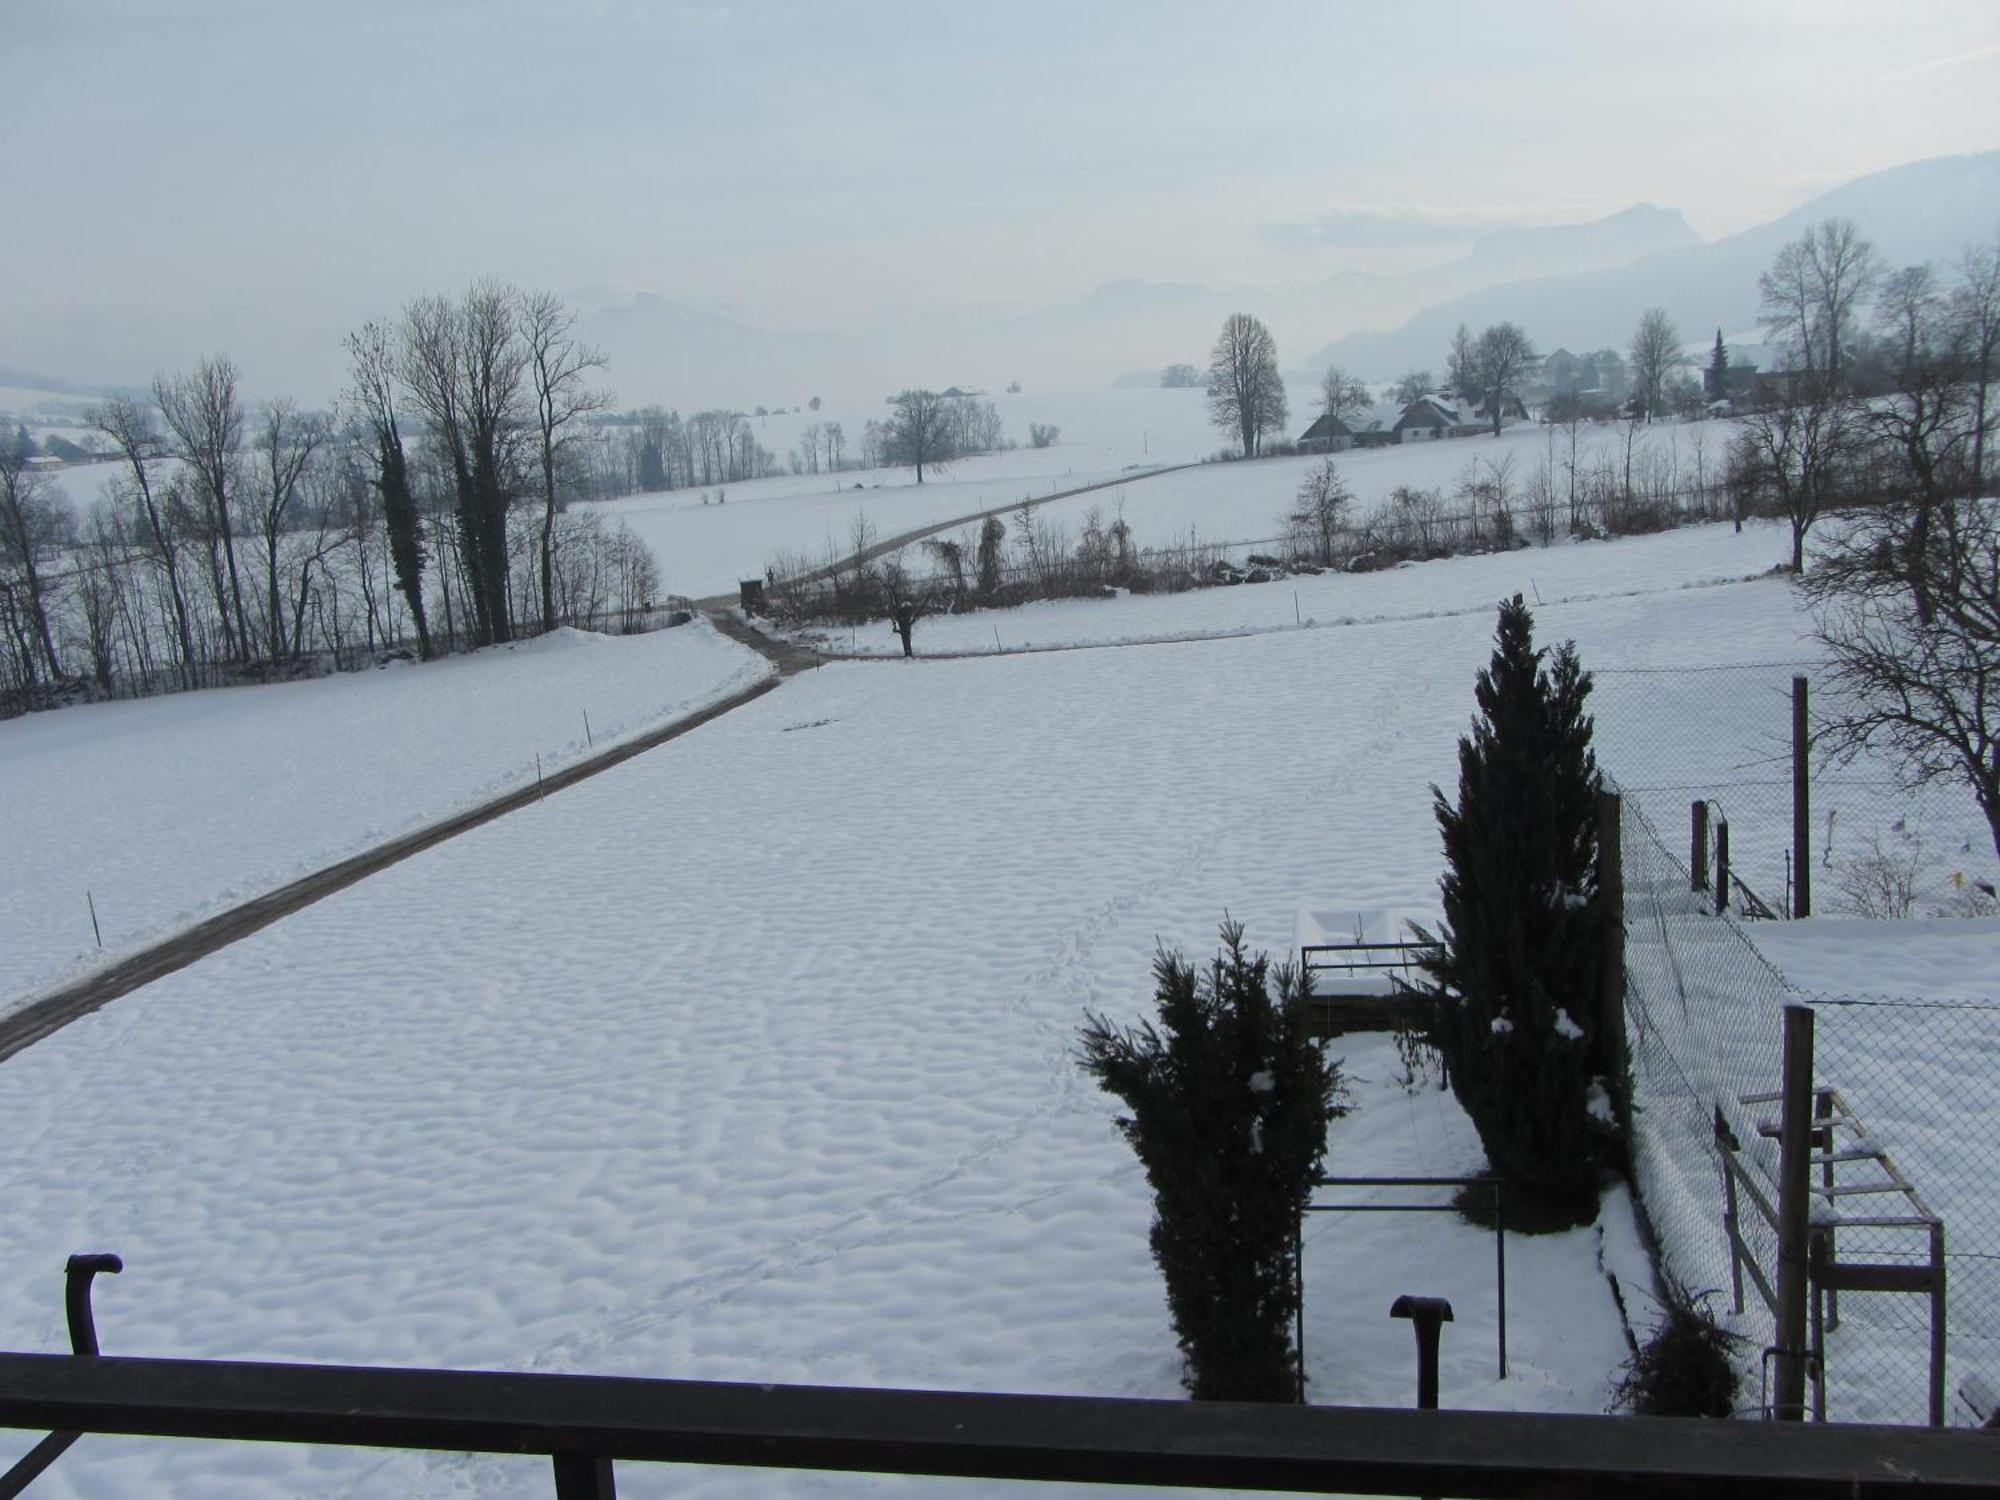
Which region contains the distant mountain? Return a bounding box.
[1457,204,1697,276]
[1001,202,1704,387]
[1296,151,2000,380]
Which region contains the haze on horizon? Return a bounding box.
[5,0,2000,406]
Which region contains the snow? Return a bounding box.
[585,454,1177,601]
[795,515,1794,656]
[1585,1079,1617,1127]
[1746,916,2000,1002]
[580,385,1254,601]
[0,619,769,1017]
[1023,416,1738,552]
[1552,1009,1585,1042]
[6,459,1991,1492]
[0,555,1747,1496]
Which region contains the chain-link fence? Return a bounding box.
[1612,771,1999,1426]
[1595,663,1996,924]
[1810,993,2000,1426]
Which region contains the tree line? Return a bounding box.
[0,283,666,716]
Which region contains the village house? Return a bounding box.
[1297,400,1402,452]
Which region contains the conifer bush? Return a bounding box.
[1612,1285,1744,1418]
[1079,920,1347,1402]
[1418,596,1612,1227]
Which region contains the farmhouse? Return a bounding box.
[1299,401,1402,452]
[1392,396,1460,442]
[1296,412,1354,452]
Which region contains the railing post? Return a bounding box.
[553,1451,616,1498]
[1929,1221,1948,1429]
[1714,819,1731,917]
[1792,677,1811,918]
[1774,1004,1815,1421]
[1691,800,1710,892]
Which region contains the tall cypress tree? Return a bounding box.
[1080,921,1346,1401]
[1420,596,1610,1225]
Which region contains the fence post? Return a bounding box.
[1595,792,1627,1115]
[1774,1004,1815,1422]
[1691,800,1710,892]
[1792,677,1811,918]
[552,1452,616,1497]
[1715,819,1730,917]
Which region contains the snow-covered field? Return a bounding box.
[0,528,1840,1497]
[1,620,768,1016]
[3,509,1993,1495]
[586,453,1176,603]
[580,385,1308,600]
[983,416,1737,554]
[800,515,1792,657]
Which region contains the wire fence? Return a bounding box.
[1594,663,1994,923]
[1604,664,2000,1427]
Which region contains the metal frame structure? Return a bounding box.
[1718,1085,1947,1425]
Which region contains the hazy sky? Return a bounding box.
[6,0,1999,401]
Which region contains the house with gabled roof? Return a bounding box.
[1393,396,1460,442]
[1297,412,1355,453]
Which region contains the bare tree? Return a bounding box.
[0,444,70,687]
[1953,234,2000,495]
[1393,369,1434,405]
[1867,263,1978,621]
[346,320,433,659]
[1758,217,1882,386]
[824,420,846,472]
[402,283,527,645]
[1626,308,1684,423]
[155,356,250,660]
[923,535,967,612]
[883,389,951,482]
[88,396,196,682]
[1803,495,2000,857]
[1206,313,1288,458]
[1727,383,1856,572]
[1445,324,1478,404]
[1473,322,1537,436]
[1318,364,1370,423]
[520,289,609,633]
[251,397,331,660]
[1289,458,1353,565]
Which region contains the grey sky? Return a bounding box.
[5,0,1999,402]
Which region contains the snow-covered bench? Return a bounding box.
[1293,907,1439,1035]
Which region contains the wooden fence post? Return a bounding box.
[1691,800,1709,892]
[1715,820,1730,917]
[1774,1004,1815,1421]
[1792,677,1811,918]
